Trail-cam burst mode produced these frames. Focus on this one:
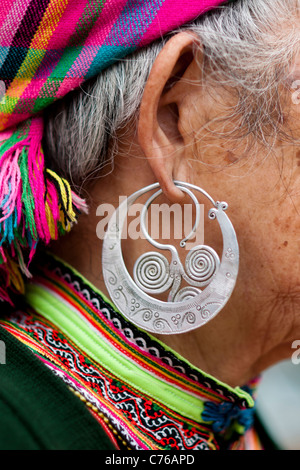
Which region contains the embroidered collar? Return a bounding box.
[2,253,256,450]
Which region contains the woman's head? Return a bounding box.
[44,0,300,386]
[1,0,300,385]
[43,0,299,187]
[0,0,230,303]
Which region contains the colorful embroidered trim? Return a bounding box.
[0,253,258,450]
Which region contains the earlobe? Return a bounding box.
[137,32,201,203]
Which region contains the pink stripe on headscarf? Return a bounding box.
[85,0,129,47]
[60,0,128,86]
[46,0,88,50]
[41,0,97,99]
[138,0,226,47]
[0,0,32,46]
[0,0,15,29]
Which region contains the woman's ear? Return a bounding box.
[137,31,202,203]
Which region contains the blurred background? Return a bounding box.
[256,360,300,450]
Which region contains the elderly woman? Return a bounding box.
[0,0,299,451]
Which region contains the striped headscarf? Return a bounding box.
[0,0,227,303]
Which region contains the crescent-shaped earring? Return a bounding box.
[102,181,239,335]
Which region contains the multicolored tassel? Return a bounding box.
[0,117,88,304]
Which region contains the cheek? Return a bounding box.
[270,216,300,285]
[189,130,300,297]
[237,202,300,301]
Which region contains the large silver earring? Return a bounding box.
[102,181,239,335]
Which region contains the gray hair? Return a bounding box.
[43,0,299,190]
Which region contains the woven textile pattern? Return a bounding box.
[0,253,259,450]
[0,0,225,131]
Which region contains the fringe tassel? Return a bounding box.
[0,117,88,303]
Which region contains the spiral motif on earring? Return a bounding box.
[133,252,173,294]
[174,286,202,303]
[185,246,220,286]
